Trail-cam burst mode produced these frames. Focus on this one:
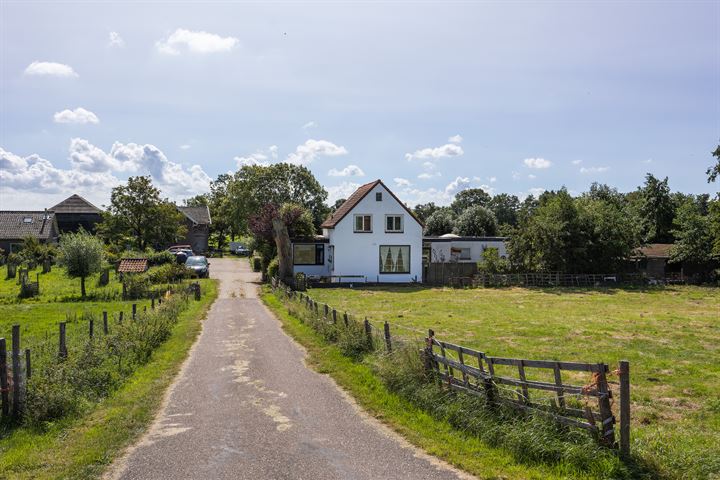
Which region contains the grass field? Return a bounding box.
[307,285,720,479]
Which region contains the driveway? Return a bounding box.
[109,258,469,480]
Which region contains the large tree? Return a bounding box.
[488,194,520,226]
[100,176,186,250]
[227,164,328,234]
[453,205,498,237]
[670,198,715,266]
[707,143,720,183]
[637,174,675,244]
[424,209,455,236]
[413,202,439,223]
[450,188,491,215]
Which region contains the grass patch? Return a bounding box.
[0,280,217,479]
[305,285,720,479]
[262,289,645,480]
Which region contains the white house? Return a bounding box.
[292,180,423,283]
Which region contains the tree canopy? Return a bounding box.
[453,205,498,237]
[59,230,104,297]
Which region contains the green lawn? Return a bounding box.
[307,285,720,479]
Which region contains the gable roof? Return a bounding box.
[50,194,102,214]
[177,206,212,225]
[0,211,58,240]
[320,179,422,229]
[633,243,673,259]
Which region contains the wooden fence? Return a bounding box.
[270,278,632,455]
[0,282,202,422]
[474,272,645,288]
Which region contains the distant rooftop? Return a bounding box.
[0,211,57,240]
[50,194,102,214]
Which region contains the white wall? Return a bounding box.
[429,239,508,263]
[328,183,422,283]
[292,244,330,278]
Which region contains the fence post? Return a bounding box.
[597,364,615,447]
[619,360,631,456]
[59,322,67,358]
[25,348,31,379]
[119,311,124,324]
[364,318,372,348]
[103,311,109,335]
[332,309,337,324]
[0,338,8,417]
[194,282,201,300]
[89,318,94,339]
[151,297,155,309]
[11,325,22,418]
[323,304,329,319]
[383,321,392,352]
[343,312,349,327]
[132,304,137,320]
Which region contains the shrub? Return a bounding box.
[267,257,279,280]
[123,274,150,299]
[146,250,175,266]
[251,256,262,272]
[146,263,190,284]
[58,231,105,297]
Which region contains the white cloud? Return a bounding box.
[580,166,609,174]
[327,181,362,204]
[53,108,99,124]
[489,176,497,183]
[448,134,463,144]
[393,176,471,207]
[418,172,440,180]
[572,159,583,165]
[234,152,270,168]
[394,177,412,187]
[328,164,364,177]
[528,174,536,179]
[302,121,317,129]
[406,142,463,161]
[24,61,77,77]
[422,161,436,171]
[643,158,653,164]
[108,31,125,48]
[268,145,278,159]
[528,187,546,197]
[511,171,521,180]
[180,144,191,150]
[286,139,348,165]
[445,176,471,195]
[156,28,239,55]
[524,157,552,169]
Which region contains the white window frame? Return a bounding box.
[384,214,404,233]
[354,214,372,233]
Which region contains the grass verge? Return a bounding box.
[0,279,218,479]
[262,288,629,480]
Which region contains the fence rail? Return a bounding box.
[474,272,645,288]
[270,277,631,455]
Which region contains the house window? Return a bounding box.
[379,245,410,274]
[354,215,372,232]
[459,248,471,260]
[23,217,33,223]
[293,244,324,265]
[376,192,382,201]
[385,215,403,233]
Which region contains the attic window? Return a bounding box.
[23,217,33,223]
[376,192,382,201]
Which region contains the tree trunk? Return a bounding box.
[272,218,293,284]
[81,276,86,297]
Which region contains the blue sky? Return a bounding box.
[1,1,718,210]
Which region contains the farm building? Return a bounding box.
[630,243,713,283]
[422,234,510,284]
[292,179,423,283]
[50,194,103,233]
[0,210,60,254]
[177,205,212,253]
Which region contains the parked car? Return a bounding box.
[185,255,210,278]
[174,249,194,264]
[168,244,193,254]
[234,244,250,256]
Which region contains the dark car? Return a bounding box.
[185,255,210,278]
[234,244,250,256]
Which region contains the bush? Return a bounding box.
[123,274,150,299]
[267,257,279,280]
[146,263,190,284]
[146,250,175,266]
[251,256,262,272]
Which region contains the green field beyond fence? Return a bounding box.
[302,284,720,480]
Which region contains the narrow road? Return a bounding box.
[110,258,468,480]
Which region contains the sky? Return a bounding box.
[1,1,719,211]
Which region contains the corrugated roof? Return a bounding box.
[118,258,149,273]
[50,194,102,214]
[320,179,422,229]
[0,211,57,240]
[634,243,673,259]
[178,206,212,225]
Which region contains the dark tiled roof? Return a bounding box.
[118,258,149,273]
[50,194,102,214]
[0,211,57,240]
[633,243,673,259]
[321,180,380,229]
[178,206,212,225]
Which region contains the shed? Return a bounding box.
[50,194,103,233]
[177,206,212,253]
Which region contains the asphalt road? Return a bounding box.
[109,258,470,480]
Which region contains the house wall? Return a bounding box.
[428,239,508,264]
[185,224,209,253]
[292,244,331,278]
[328,183,422,283]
